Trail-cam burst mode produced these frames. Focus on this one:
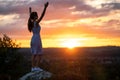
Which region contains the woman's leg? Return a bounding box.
[31,55,36,68]
[34,54,43,71]
[36,54,42,67]
[31,54,43,71]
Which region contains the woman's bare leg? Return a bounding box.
[32,55,36,68]
[36,55,42,67]
[31,54,43,71]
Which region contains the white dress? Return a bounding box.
[30,22,42,55]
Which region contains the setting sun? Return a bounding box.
[61,39,81,49]
[0,0,120,48]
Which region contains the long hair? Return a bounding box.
[28,12,38,32]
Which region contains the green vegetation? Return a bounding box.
[0,34,26,80]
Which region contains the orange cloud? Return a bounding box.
[0,0,120,47]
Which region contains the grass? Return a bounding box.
[18,47,120,80]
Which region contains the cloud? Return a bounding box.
[103,19,120,30]
[101,2,120,10]
[0,1,27,14]
[0,0,115,19]
[0,0,120,43]
[0,14,20,26]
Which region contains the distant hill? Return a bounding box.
[18,46,120,58]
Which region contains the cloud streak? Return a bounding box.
[0,0,120,47]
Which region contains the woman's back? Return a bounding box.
[32,22,41,35]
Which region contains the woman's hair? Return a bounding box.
[28,12,38,32]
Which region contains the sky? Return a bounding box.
[0,0,120,48]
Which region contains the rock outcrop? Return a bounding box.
[19,70,52,80]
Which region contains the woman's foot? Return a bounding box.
[31,67,43,72]
[36,67,43,71]
[31,67,35,72]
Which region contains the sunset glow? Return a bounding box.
[61,39,81,49]
[0,0,120,48]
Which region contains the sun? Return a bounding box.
[61,39,80,49]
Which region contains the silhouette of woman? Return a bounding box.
[28,2,49,72]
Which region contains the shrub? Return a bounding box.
[0,34,24,80]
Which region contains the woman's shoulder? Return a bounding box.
[34,21,40,27]
[33,21,38,27]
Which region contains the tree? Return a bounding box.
[0,34,24,80]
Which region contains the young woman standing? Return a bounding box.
[28,2,49,72]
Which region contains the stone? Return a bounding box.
[19,70,52,80]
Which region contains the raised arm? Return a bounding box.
[29,7,32,15]
[37,2,49,23]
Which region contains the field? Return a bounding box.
[18,46,120,80]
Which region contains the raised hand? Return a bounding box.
[45,2,49,8]
[37,2,49,23]
[29,7,32,14]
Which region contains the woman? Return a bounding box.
[28,2,49,72]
